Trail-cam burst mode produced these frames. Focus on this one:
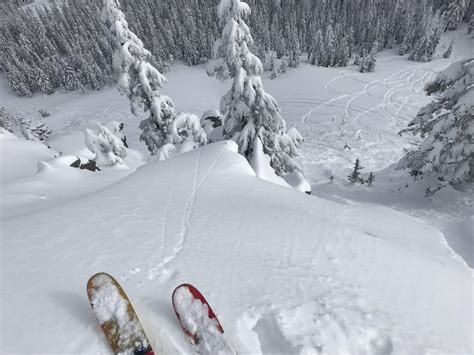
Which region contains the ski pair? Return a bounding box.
[86,272,231,355]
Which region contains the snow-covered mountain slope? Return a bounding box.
[1,141,472,354]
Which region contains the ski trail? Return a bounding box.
[149,147,227,282]
[147,161,176,281]
[301,93,352,124]
[324,70,352,94]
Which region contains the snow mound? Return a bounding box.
[0,130,56,182]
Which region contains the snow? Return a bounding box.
[1,27,473,355]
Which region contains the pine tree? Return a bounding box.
[0,107,12,132]
[278,55,289,74]
[308,29,323,66]
[30,122,52,142]
[101,0,206,159]
[409,14,442,62]
[359,42,377,73]
[400,59,473,186]
[442,0,468,31]
[366,172,375,186]
[208,0,303,177]
[322,24,336,67]
[348,158,364,184]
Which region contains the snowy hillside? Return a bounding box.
[1,0,473,352]
[2,140,472,354]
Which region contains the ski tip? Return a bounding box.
[172,283,224,335]
[86,272,115,297]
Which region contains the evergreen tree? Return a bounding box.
[1,0,453,95]
[308,29,324,66]
[366,172,375,186]
[278,55,289,74]
[322,24,336,67]
[0,107,12,132]
[400,59,474,185]
[359,41,377,73]
[409,14,442,62]
[208,0,303,177]
[30,122,52,142]
[442,0,468,30]
[101,0,206,159]
[348,158,364,184]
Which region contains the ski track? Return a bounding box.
[149,147,227,282]
[289,60,448,175]
[147,161,176,282]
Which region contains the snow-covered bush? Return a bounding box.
[208,0,307,186]
[400,58,473,186]
[85,124,127,166]
[101,0,206,158]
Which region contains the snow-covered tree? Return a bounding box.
[0,107,12,133]
[278,55,289,74]
[208,0,304,178]
[359,42,377,73]
[400,58,473,185]
[30,122,52,142]
[442,0,468,30]
[366,172,375,186]
[409,15,442,62]
[101,0,206,158]
[85,124,127,166]
[308,29,324,66]
[322,24,336,67]
[348,158,364,184]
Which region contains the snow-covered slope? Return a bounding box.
[1,141,472,354]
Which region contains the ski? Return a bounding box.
[172,284,235,354]
[87,272,155,355]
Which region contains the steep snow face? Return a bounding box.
[1,141,471,355]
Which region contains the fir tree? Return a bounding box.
[208,0,303,177]
[359,42,377,73]
[366,172,375,186]
[101,0,206,159]
[308,29,324,66]
[348,158,364,184]
[442,0,468,31]
[400,58,473,186]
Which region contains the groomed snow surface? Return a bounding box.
[1,29,473,355]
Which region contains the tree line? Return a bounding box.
[0,0,471,97]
